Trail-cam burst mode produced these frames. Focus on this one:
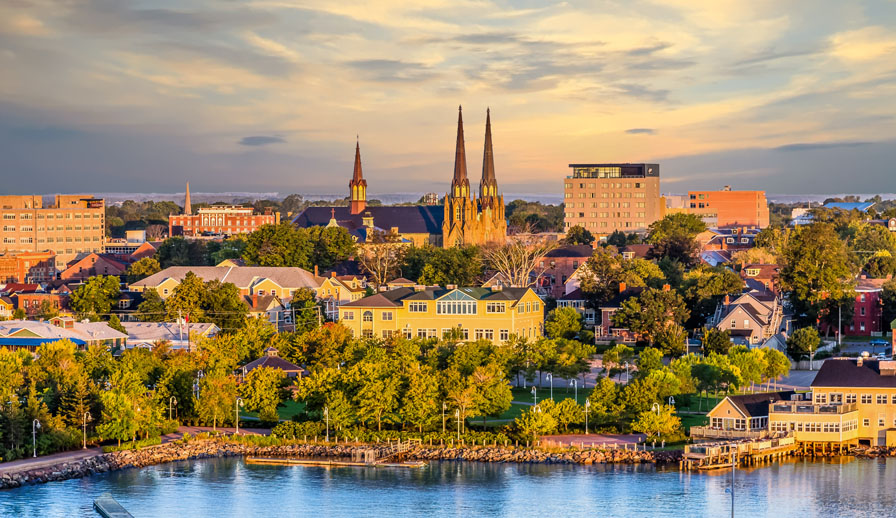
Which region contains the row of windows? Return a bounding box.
[771,421,858,433]
[3,212,101,220]
[565,202,647,209]
[815,393,896,405]
[565,182,644,189]
[436,300,478,315]
[566,192,647,200]
[565,221,645,229]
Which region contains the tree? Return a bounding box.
[780,223,855,326]
[702,328,733,355]
[851,223,896,278]
[126,257,161,283]
[514,405,557,442]
[401,366,440,432]
[550,398,583,432]
[203,280,248,330]
[70,275,121,318]
[632,405,682,439]
[882,278,896,333]
[406,246,483,286]
[637,347,664,375]
[612,288,689,344]
[355,361,400,431]
[240,366,284,422]
[155,237,211,267]
[242,223,311,268]
[544,307,583,339]
[563,225,594,246]
[482,236,557,287]
[209,238,247,266]
[136,288,166,322]
[761,348,791,390]
[470,363,512,425]
[653,323,687,356]
[586,376,624,425]
[12,307,26,320]
[107,315,127,334]
[306,226,357,270]
[97,369,143,446]
[196,374,238,430]
[681,265,744,329]
[787,327,821,361]
[602,344,635,377]
[646,213,706,266]
[357,230,407,289]
[37,299,59,320]
[164,272,207,322]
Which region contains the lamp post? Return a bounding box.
[651,402,661,415]
[82,412,90,450]
[455,409,460,440]
[624,362,630,384]
[546,373,553,401]
[585,399,590,435]
[442,402,447,433]
[169,396,178,421]
[531,386,537,407]
[235,398,243,435]
[569,379,578,402]
[32,419,41,458]
[324,407,330,442]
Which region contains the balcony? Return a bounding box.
[770,402,858,415]
[690,427,771,440]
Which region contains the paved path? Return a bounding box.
[544,433,647,447]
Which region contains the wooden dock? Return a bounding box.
[93,493,134,518]
[681,435,797,470]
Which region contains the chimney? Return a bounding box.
[252,294,258,307]
[662,284,671,292]
[314,265,319,277]
[414,284,425,292]
[446,284,457,290]
[331,271,336,278]
[857,356,863,367]
[724,294,730,305]
[490,285,503,291]
[618,282,627,293]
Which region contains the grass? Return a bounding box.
[241,400,306,421]
[673,394,723,414]
[511,387,593,406]
[677,414,708,430]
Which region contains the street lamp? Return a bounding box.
[585,399,591,435]
[624,362,630,384]
[569,379,578,402]
[82,412,90,450]
[442,402,447,433]
[169,396,178,421]
[651,403,661,415]
[531,386,537,407]
[32,419,41,458]
[546,373,553,401]
[668,396,675,407]
[235,398,243,435]
[455,409,460,440]
[324,407,330,442]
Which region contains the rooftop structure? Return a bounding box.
[563,163,662,235]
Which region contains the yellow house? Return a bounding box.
[129,266,322,300]
[316,275,367,320]
[769,357,896,446]
[338,286,544,342]
[693,391,795,440]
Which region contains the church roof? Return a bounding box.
[293,206,444,235]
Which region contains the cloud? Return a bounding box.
[773,141,870,152]
[625,128,656,135]
[616,84,670,103]
[239,135,286,146]
[830,26,896,62]
[344,59,437,83]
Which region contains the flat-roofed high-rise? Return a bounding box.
[563,163,662,235]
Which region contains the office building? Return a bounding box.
[687,187,769,228]
[563,163,662,234]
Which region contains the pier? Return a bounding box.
[93,493,134,518]
[681,435,798,470]
[247,439,427,469]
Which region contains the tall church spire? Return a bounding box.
[184,182,192,215]
[479,108,498,200]
[349,137,367,215]
[450,105,470,199]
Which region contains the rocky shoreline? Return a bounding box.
[0,439,681,490]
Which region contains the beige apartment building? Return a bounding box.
[563,164,663,235]
[0,195,105,269]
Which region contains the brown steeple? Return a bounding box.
[184,182,192,215]
[479,108,498,200]
[349,137,367,215]
[450,105,470,199]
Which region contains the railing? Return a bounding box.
[689,427,770,440]
[770,402,858,415]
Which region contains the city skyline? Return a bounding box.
[1,1,895,194]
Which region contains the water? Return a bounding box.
[2,457,896,517]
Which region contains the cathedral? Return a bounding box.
[293,106,507,248]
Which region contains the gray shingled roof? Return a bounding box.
[130,266,321,290]
[723,391,795,417]
[812,359,896,388]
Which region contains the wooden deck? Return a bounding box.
[681,435,798,470]
[93,493,133,518]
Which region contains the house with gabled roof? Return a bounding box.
[128,266,323,300]
[0,319,127,352]
[712,291,783,345]
[339,285,544,343]
[693,391,796,440]
[317,274,367,320]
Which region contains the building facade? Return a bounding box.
[129,265,322,300]
[0,251,56,283]
[687,187,769,228]
[0,195,105,269]
[563,164,662,235]
[339,286,543,342]
[169,205,279,237]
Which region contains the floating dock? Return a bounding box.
[93,493,134,518]
[246,457,427,469]
[682,435,798,470]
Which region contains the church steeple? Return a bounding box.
[450,105,470,199]
[479,108,498,200]
[184,182,192,215]
[349,137,367,215]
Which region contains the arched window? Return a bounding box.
[362,311,373,322]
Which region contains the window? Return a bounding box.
[730,319,736,328]
[877,394,887,405]
[830,393,842,403]
[483,329,494,341]
[860,322,866,332]
[382,330,394,338]
[499,329,509,341]
[362,311,373,322]
[402,328,413,339]
[863,418,870,427]
[474,329,485,340]
[880,417,886,427]
[361,329,373,338]
[436,300,477,315]
[861,394,872,404]
[814,393,827,404]
[891,394,896,405]
[486,302,506,313]
[845,393,856,404]
[381,311,393,321]
[408,302,427,312]
[861,294,866,302]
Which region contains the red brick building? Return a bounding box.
[169,206,279,237]
[847,277,888,336]
[535,245,593,298]
[740,263,780,294]
[0,251,56,283]
[61,253,128,282]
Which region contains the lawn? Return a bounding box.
[511,386,593,406]
[677,413,708,430]
[673,394,723,414]
[241,400,305,421]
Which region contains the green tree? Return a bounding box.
[401,366,440,432]
[761,348,791,390]
[646,213,706,266]
[126,257,161,283]
[787,327,822,361]
[681,265,744,328]
[587,376,624,425]
[242,223,311,268]
[882,278,896,334]
[702,328,733,355]
[602,344,635,377]
[107,315,127,334]
[851,223,896,277]
[196,374,238,430]
[155,237,211,267]
[203,280,248,330]
[544,307,583,339]
[306,226,357,270]
[136,288,166,322]
[97,369,143,446]
[12,307,26,320]
[632,405,682,439]
[612,288,689,345]
[240,366,284,422]
[209,238,247,265]
[470,363,513,425]
[653,323,687,356]
[354,361,400,431]
[637,347,664,375]
[164,272,207,322]
[70,275,121,318]
[514,405,557,442]
[563,225,594,246]
[550,398,583,432]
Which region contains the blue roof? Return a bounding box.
[0,337,87,347]
[823,202,875,212]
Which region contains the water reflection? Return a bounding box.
[2,457,895,517]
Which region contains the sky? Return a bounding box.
[1,0,895,196]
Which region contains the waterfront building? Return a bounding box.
[338,285,544,342]
[128,266,322,299]
[768,357,896,447]
[693,391,795,440]
[563,163,662,235]
[686,187,769,228]
[294,107,507,248]
[0,194,105,269]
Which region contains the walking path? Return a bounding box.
[544,433,646,446]
[0,426,269,476]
